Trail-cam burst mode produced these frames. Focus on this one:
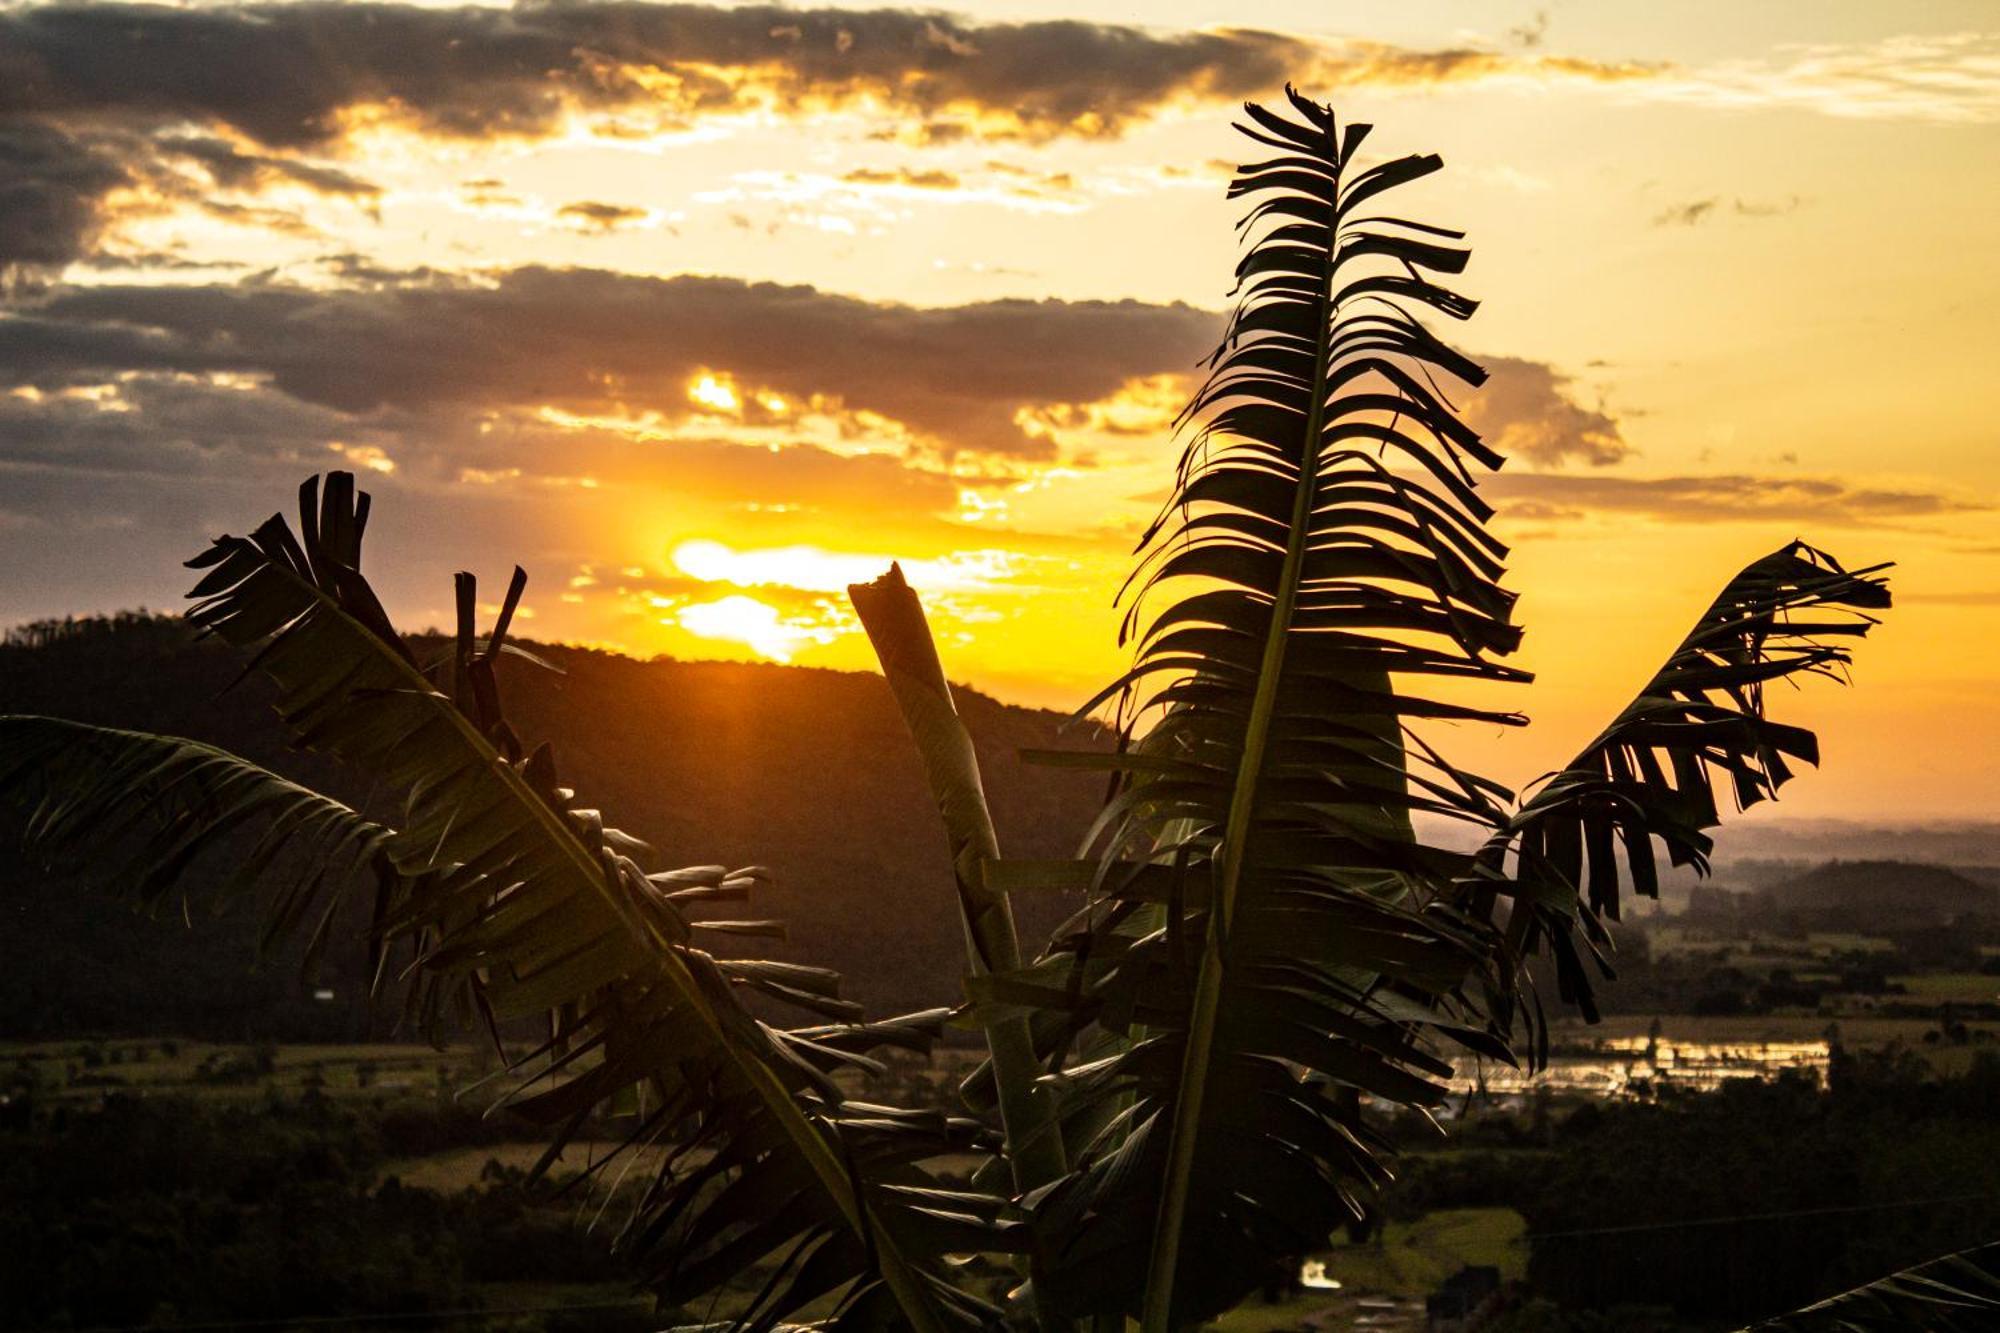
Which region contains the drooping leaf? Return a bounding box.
[0,715,398,981]
[1473,542,1890,1031]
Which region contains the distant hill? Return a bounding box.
[1756,859,1999,929]
[1713,820,2000,873]
[0,614,1105,1037]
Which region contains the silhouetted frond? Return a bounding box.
[1005,87,1530,1328]
[0,716,397,980]
[1470,541,1891,1031]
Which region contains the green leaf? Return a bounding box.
[1746,1242,2000,1331]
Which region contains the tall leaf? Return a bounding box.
[1006,89,1530,1327]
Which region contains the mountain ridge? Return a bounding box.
[0,613,1106,1035]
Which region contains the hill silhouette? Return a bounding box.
[0,614,1105,1037]
[1757,859,1999,930]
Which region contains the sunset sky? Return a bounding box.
[2,1,1995,820]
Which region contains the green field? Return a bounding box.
[1208,1207,1525,1331]
[1891,973,2000,1003]
[3,1037,499,1103]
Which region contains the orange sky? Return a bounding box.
[1,1,1995,818]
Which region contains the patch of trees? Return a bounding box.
[1499,1052,2000,1323]
[0,1092,649,1329]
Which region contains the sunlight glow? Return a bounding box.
[675,594,826,662]
[671,539,1020,594]
[328,442,396,473]
[1299,1260,1342,1292]
[688,371,741,414]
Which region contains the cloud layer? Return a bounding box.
[0,1,1667,271]
[2,267,1220,458]
[1490,472,1983,526]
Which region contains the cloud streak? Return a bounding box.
[0,263,1643,521]
[1489,472,1985,527]
[0,3,1659,149]
[1633,34,2000,126]
[1,266,1221,457]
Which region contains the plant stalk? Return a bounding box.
[850,565,1071,1196]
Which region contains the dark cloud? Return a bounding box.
[0,4,1295,145]
[1654,195,1805,227]
[1314,43,1655,93]
[0,123,376,274]
[1509,12,1550,50]
[1464,355,1629,466]
[556,200,649,231]
[1653,198,1718,228]
[0,265,1650,498]
[0,3,1662,266]
[0,123,128,276]
[3,266,1221,456]
[0,3,1655,149]
[0,367,960,533]
[1489,472,1983,526]
[163,135,380,200]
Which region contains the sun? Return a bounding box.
[675,594,815,662]
[687,371,741,414]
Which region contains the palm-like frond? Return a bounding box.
[1002,88,1530,1328]
[0,716,396,978]
[1747,1242,2000,1331]
[16,473,1012,1332]
[1471,541,1890,1032]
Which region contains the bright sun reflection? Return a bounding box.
[676,595,819,662]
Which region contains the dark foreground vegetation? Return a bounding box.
[0,1087,651,1331]
[1463,1050,2000,1327]
[10,1046,2000,1330]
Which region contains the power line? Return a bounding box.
[1528,1191,2000,1241]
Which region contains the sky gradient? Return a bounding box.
[2,1,1995,820]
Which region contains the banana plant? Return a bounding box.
[1,474,1018,1332]
[1,88,1897,1332]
